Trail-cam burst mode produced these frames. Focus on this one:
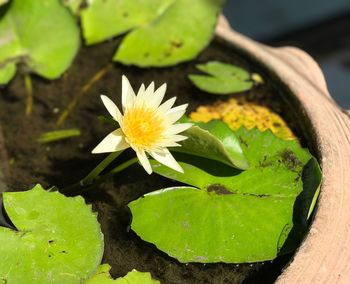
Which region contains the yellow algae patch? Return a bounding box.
[190,97,296,140]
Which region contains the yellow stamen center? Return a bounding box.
[122,106,165,151]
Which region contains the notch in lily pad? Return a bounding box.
[189,61,258,95]
[129,127,321,263]
[87,264,160,283]
[0,185,104,283]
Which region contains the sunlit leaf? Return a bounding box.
[81,0,174,45]
[81,0,223,67]
[0,0,80,80]
[189,61,253,94]
[129,128,321,263]
[175,120,249,170]
[87,264,160,284]
[0,185,104,283]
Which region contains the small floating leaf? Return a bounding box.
[0,185,104,283]
[81,0,223,67]
[189,61,253,94]
[0,0,80,81]
[175,119,249,170]
[129,128,321,263]
[87,264,160,284]
[37,129,81,144]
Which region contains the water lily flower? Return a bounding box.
[92,75,192,174]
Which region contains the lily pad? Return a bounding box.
[81,0,223,67]
[62,0,85,15]
[81,0,173,45]
[0,0,80,83]
[0,62,16,85]
[0,185,104,284]
[175,120,249,170]
[129,128,321,263]
[87,264,160,284]
[189,61,253,94]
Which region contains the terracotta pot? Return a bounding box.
[216,16,350,284]
[0,16,349,284]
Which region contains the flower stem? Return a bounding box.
[59,155,139,195]
[74,157,139,194]
[95,157,139,183]
[24,74,33,116]
[83,151,124,186]
[60,151,122,194]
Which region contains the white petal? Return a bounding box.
[165,123,193,135]
[137,84,146,96]
[166,103,188,115]
[145,82,155,97]
[136,150,152,174]
[172,134,188,142]
[92,129,129,154]
[121,75,136,111]
[135,81,155,107]
[165,109,187,125]
[100,95,122,123]
[149,149,183,173]
[149,83,167,108]
[160,141,181,147]
[158,97,176,113]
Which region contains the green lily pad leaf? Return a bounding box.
[81,0,174,45]
[62,0,85,15]
[0,185,104,284]
[87,264,160,284]
[189,61,253,94]
[81,0,223,67]
[129,128,321,263]
[175,120,249,170]
[302,158,322,220]
[0,0,80,80]
[0,62,16,85]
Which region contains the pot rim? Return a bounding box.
[216,17,350,283]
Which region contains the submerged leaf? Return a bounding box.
[189,61,253,94]
[37,129,81,144]
[175,120,249,170]
[0,185,104,284]
[129,128,321,263]
[81,0,223,67]
[87,264,160,284]
[0,0,80,81]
